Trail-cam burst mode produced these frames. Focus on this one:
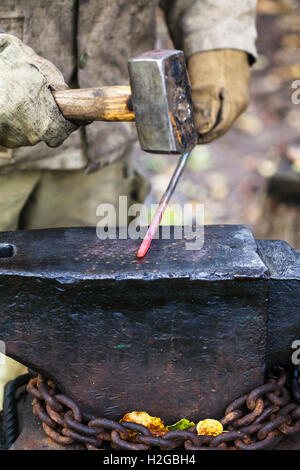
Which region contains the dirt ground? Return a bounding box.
[134,0,300,248]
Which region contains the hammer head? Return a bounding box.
[128,50,197,154]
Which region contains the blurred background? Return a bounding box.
[133,0,300,248]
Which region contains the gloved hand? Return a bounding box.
[0,34,78,148]
[188,49,251,144]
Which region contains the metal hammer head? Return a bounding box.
[128,50,197,154]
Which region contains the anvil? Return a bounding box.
[0,225,299,424]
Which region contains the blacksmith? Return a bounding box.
[0,0,257,230]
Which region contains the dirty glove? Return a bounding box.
[0,34,77,148]
[188,50,251,144]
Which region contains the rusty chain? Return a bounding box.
[26,367,300,450]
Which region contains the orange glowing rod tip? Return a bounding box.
[137,235,152,258]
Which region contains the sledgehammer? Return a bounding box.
[54,49,197,154]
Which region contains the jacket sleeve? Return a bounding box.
[159,0,257,63]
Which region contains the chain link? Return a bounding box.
[26,367,300,450]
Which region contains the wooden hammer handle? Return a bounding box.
[53,86,135,122]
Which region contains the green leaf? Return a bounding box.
[145,155,167,172]
[187,145,212,172]
[166,419,195,431]
[79,50,89,69]
[292,162,300,173]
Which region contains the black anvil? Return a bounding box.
[0,225,299,423]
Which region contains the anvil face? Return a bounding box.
[128,50,197,154]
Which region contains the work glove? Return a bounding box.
[0,34,77,148]
[188,49,251,144]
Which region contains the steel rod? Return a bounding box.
[137,150,191,258]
